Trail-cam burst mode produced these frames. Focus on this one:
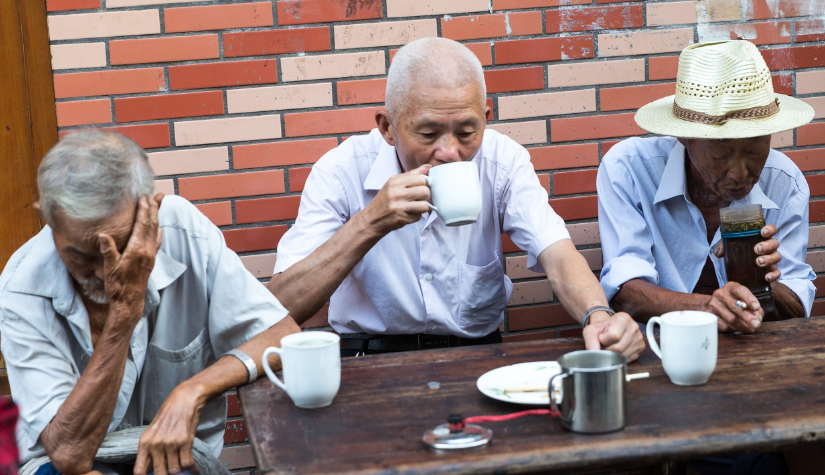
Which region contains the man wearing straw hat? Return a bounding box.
[598,40,816,334]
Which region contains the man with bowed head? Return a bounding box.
[268,37,644,359]
[0,131,301,474]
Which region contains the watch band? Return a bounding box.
[581,306,615,329]
[226,349,258,384]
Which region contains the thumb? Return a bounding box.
[715,242,724,258]
[98,233,120,265]
[582,325,601,351]
[411,164,432,175]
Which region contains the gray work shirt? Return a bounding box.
[0,196,288,461]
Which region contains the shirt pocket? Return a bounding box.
[145,328,214,416]
[458,257,507,334]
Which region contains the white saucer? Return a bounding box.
[476,361,561,405]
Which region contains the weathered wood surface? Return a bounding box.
[238,318,825,475]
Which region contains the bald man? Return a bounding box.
[267,37,644,359]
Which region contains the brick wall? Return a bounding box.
[45,0,825,468]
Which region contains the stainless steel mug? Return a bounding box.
[549,350,627,433]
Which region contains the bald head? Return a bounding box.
[385,37,486,125]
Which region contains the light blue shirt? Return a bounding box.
[597,136,815,317]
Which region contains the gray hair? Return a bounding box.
[385,37,486,124]
[38,130,154,224]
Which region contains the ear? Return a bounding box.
[33,202,47,223]
[376,109,396,146]
[484,104,492,122]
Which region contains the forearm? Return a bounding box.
[768,281,805,320]
[42,307,139,473]
[612,279,710,323]
[538,240,609,323]
[267,211,385,324]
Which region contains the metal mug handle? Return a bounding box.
[549,372,569,412]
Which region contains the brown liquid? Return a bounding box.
[721,220,775,313]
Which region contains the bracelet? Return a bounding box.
[226,349,258,384]
[581,306,615,329]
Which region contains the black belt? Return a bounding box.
[340,330,501,352]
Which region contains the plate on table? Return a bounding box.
[476,361,561,405]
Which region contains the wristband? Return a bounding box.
[581,306,615,329]
[226,349,258,384]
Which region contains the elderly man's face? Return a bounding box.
[679,135,772,202]
[49,204,136,304]
[390,82,488,171]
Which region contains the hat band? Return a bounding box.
[673,98,780,125]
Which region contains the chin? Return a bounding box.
[721,188,751,201]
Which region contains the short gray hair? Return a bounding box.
[385,37,486,123]
[38,130,154,223]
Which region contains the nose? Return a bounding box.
[434,136,461,163]
[727,157,749,183]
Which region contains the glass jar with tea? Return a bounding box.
[719,204,775,314]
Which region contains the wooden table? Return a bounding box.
[238,318,825,474]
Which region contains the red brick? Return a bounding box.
[169,60,277,91]
[731,21,792,45]
[55,99,111,127]
[441,11,543,41]
[798,123,825,147]
[484,66,544,94]
[495,35,593,65]
[236,195,302,224]
[289,167,313,192]
[301,303,330,329]
[389,42,492,66]
[602,140,621,155]
[595,0,643,4]
[548,195,598,221]
[785,148,825,172]
[546,5,643,34]
[762,45,825,71]
[748,0,825,20]
[808,175,825,198]
[284,106,382,138]
[538,173,550,195]
[502,233,522,253]
[772,73,793,95]
[178,170,285,201]
[110,35,219,66]
[559,327,583,338]
[115,91,224,123]
[223,225,288,253]
[165,2,273,33]
[223,27,330,58]
[46,0,99,12]
[62,123,171,150]
[508,304,576,331]
[195,201,233,227]
[493,0,589,9]
[816,276,825,298]
[600,82,675,112]
[811,299,825,318]
[53,68,165,99]
[649,55,679,80]
[224,419,247,444]
[502,330,556,343]
[551,112,646,142]
[234,138,338,169]
[227,393,241,417]
[337,78,387,106]
[553,169,597,196]
[811,201,825,224]
[796,19,825,43]
[277,0,382,25]
[529,143,599,171]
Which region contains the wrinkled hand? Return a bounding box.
[705,281,763,333]
[583,312,645,362]
[98,194,163,314]
[715,224,781,284]
[363,165,431,235]
[134,383,203,475]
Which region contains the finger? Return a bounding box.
[411,164,432,175]
[127,196,152,250]
[765,267,781,283]
[154,192,165,207]
[756,251,781,268]
[754,238,779,255]
[582,325,601,351]
[715,242,724,258]
[179,443,197,472]
[148,193,160,228]
[761,224,777,239]
[98,233,121,271]
[720,286,762,331]
[401,202,432,218]
[151,445,168,475]
[166,446,182,475]
[717,318,735,333]
[600,321,637,356]
[134,439,151,475]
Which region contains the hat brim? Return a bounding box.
[634,94,814,139]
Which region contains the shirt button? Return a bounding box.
[424,273,433,281]
[432,325,438,331]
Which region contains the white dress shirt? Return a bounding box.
[598,136,815,316]
[274,128,569,338]
[0,196,288,460]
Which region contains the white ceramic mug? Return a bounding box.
[646,311,717,386]
[423,161,482,226]
[262,332,341,408]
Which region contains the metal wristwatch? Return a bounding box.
[581,306,615,329]
[226,349,258,384]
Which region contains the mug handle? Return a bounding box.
[549,372,569,411]
[262,347,287,392]
[646,316,663,360]
[422,176,438,213]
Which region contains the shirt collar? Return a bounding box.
[653,141,779,211]
[364,137,402,191]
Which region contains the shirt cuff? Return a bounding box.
[600,255,659,302]
[777,277,815,318]
[526,228,572,273]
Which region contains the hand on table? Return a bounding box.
[583,311,645,362]
[362,165,432,235]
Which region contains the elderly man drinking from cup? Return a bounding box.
[267,37,644,360]
[0,131,301,475]
[598,40,816,333]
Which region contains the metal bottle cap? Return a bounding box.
[422,415,492,450]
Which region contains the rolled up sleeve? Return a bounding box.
[772,187,816,317]
[501,149,570,272]
[597,159,659,302]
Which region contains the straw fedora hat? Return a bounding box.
[635,40,814,139]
